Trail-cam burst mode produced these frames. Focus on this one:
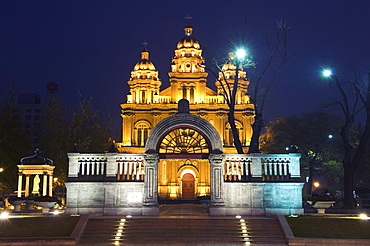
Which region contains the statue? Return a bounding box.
[32,174,40,194]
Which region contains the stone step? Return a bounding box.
[78,217,287,245]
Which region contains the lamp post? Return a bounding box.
[0,168,3,198]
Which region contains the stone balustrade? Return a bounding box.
[68,152,301,183]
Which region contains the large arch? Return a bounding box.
[142,105,226,216]
[145,113,223,154]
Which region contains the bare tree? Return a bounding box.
[209,20,297,154]
[325,70,370,208]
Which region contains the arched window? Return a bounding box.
[134,121,151,146]
[159,128,209,154]
[224,121,244,146]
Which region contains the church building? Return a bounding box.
[65,24,304,216]
[117,24,254,200]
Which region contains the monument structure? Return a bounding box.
[65,24,304,216]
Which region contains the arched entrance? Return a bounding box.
[143,101,225,215]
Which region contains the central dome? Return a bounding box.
[176,25,200,49]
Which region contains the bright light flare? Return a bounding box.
[323,69,332,77]
[236,49,246,60]
[0,212,9,219]
[359,213,368,220]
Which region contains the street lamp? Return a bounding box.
[323,69,333,77]
[236,48,247,60]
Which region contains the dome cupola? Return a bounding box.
[133,47,156,71]
[176,25,200,50]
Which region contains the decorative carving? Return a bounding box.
[216,112,226,118]
[209,154,225,165]
[144,154,159,166]
[151,112,161,117]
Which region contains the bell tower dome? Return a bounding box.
[168,25,208,104]
[216,52,250,104]
[127,45,162,104]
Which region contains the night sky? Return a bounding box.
[2,0,370,134]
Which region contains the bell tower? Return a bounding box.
[168,25,208,104]
[215,52,250,105]
[127,44,161,104]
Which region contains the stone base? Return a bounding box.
[209,206,225,216]
[219,207,304,216]
[142,206,159,216]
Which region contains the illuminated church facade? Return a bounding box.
[117,25,254,200]
[65,25,304,216]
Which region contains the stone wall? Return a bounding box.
[65,182,144,216]
[221,182,304,216]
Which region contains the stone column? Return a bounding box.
[17,173,23,197]
[143,153,159,215]
[25,175,30,197]
[43,174,47,196]
[48,175,53,196]
[106,153,118,181]
[209,153,225,207]
[67,153,80,178]
[249,153,263,179]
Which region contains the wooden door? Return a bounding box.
[182,173,195,198]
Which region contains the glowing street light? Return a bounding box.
[313,182,320,188]
[323,69,333,77]
[236,48,247,60]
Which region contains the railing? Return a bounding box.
[223,153,301,182]
[261,157,290,181]
[68,153,300,183]
[116,156,145,181]
[68,153,145,182]
[78,156,107,181]
[224,157,252,181]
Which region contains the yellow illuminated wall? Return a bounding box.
[118,25,255,199]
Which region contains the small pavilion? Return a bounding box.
[17,149,55,197]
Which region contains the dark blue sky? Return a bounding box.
[1,0,370,133]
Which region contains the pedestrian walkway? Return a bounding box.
[77,204,288,245]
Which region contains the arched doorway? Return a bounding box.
[144,103,225,214]
[181,173,195,198]
[156,127,210,200]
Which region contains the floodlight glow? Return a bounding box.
[235,215,242,219]
[323,69,332,77]
[359,213,368,220]
[328,134,333,139]
[126,215,132,218]
[236,49,246,60]
[313,182,320,188]
[0,212,9,219]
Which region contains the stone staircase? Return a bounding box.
[78,217,287,245]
